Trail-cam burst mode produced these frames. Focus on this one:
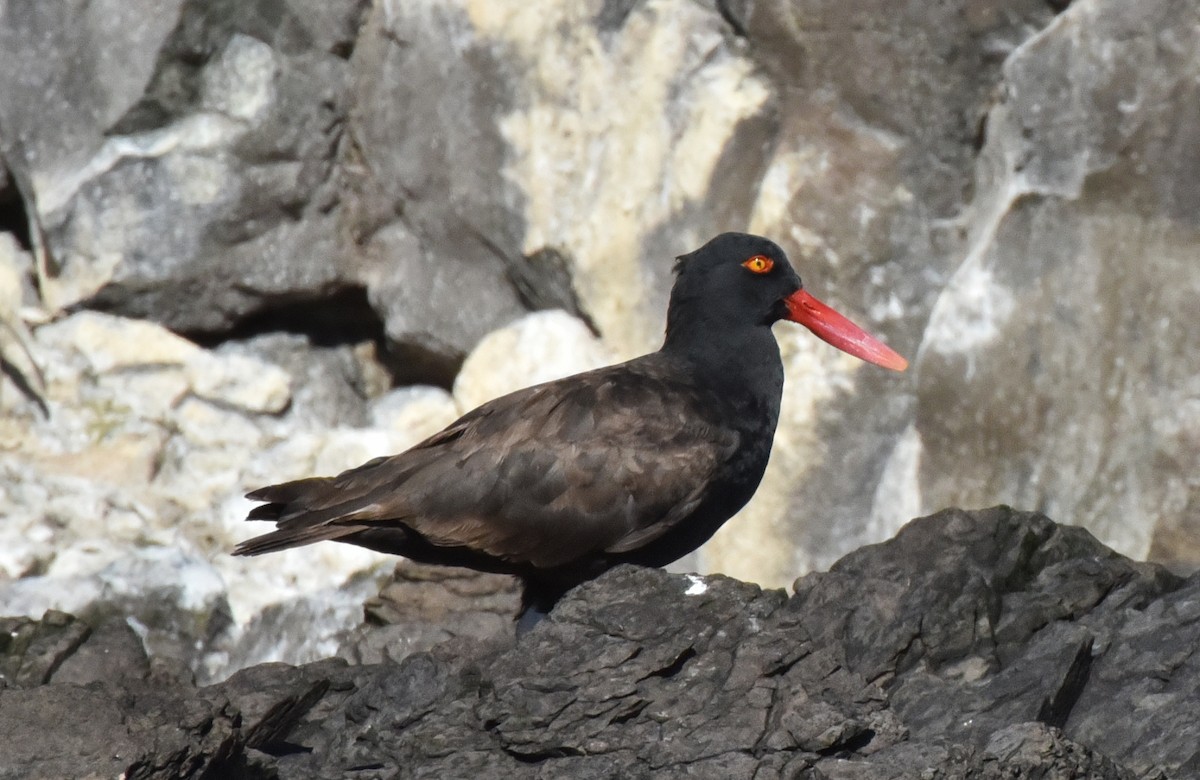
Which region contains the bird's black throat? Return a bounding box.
[661,321,785,432]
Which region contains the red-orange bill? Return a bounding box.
[783,289,908,371]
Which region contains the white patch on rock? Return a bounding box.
[313,427,413,477]
[0,234,26,319]
[36,311,291,415]
[370,386,459,448]
[234,430,327,490]
[0,546,225,620]
[918,95,1033,367]
[922,259,1016,360]
[755,149,843,268]
[172,397,267,451]
[201,33,278,122]
[215,542,391,629]
[0,460,172,581]
[204,571,387,683]
[106,547,227,613]
[37,311,201,373]
[34,111,243,228]
[95,369,191,421]
[866,424,924,543]
[684,574,708,596]
[162,154,231,206]
[186,351,291,414]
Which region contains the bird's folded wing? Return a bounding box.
[240,362,738,568]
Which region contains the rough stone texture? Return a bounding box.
[0,0,371,334]
[0,307,407,681]
[908,0,1200,573]
[1,508,1193,779]
[706,0,1059,583]
[3,0,1200,690]
[344,1,533,380]
[339,561,521,667]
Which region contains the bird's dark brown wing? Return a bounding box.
[235,358,739,568]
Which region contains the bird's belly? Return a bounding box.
[617,442,772,569]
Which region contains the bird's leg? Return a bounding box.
[515,602,549,636]
[515,579,568,637]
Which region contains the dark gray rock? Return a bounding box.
[0,681,238,780]
[342,2,533,382]
[791,506,1185,776]
[48,615,151,687]
[0,0,549,387]
[0,507,1192,779]
[975,722,1138,780]
[0,0,370,335]
[0,610,91,688]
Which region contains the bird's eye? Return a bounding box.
[742,255,774,274]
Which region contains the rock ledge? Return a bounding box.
[1,507,1192,779]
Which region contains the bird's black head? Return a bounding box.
[666,232,802,339]
[664,232,908,371]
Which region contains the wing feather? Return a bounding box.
[236,357,738,569]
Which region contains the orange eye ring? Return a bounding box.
[742,255,774,274]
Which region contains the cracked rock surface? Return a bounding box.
[1,507,1192,779]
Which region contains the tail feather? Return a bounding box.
[246,502,285,521]
[237,473,396,557]
[245,477,335,505]
[232,523,363,556]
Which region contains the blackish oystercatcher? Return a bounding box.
[234,233,907,632]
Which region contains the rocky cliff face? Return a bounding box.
[1,508,1195,778]
[1,0,1198,681]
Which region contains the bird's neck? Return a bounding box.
[661,324,785,425]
